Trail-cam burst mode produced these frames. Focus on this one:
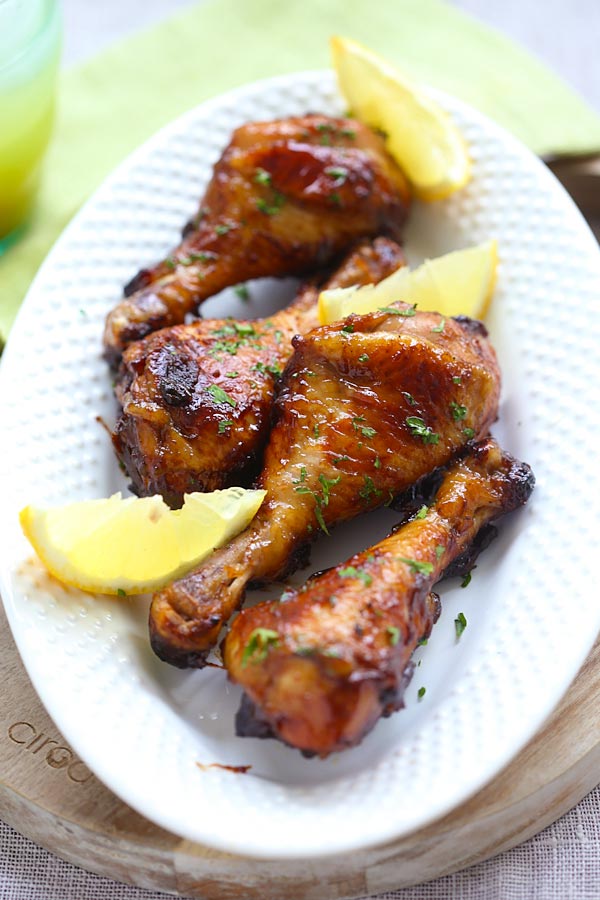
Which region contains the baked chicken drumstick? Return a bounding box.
[224,437,534,757]
[149,304,501,668]
[103,114,411,363]
[112,238,406,506]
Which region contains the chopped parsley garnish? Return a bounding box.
[330,192,342,206]
[452,375,462,384]
[165,256,176,270]
[454,611,467,639]
[252,361,283,377]
[178,253,208,267]
[374,456,381,469]
[241,628,279,666]
[211,324,237,338]
[225,371,239,378]
[339,566,373,587]
[274,330,283,344]
[359,475,382,503]
[418,637,428,647]
[117,588,127,597]
[316,123,334,145]
[209,341,240,357]
[313,506,327,533]
[378,304,417,317]
[463,427,475,439]
[415,505,428,519]
[435,544,445,560]
[206,384,236,407]
[351,416,375,438]
[294,470,339,534]
[402,391,417,406]
[313,424,320,438]
[215,224,231,235]
[217,419,233,434]
[431,317,446,333]
[398,557,434,576]
[333,455,350,466]
[341,127,356,139]
[234,283,250,301]
[254,167,272,186]
[318,473,341,506]
[358,353,369,363]
[461,572,472,588]
[232,322,255,336]
[406,416,440,445]
[325,166,349,183]
[449,401,468,421]
[417,686,426,700]
[342,323,354,333]
[293,466,308,485]
[255,191,285,216]
[387,625,400,646]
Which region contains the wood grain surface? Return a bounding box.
[1,598,599,898]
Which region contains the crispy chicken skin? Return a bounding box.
[103,115,411,363]
[224,438,535,757]
[112,238,406,507]
[149,305,501,668]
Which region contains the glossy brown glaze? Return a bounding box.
[149,305,501,668]
[112,238,406,506]
[224,438,535,757]
[103,115,411,362]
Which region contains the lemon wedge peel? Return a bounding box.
[318,240,498,326]
[330,35,471,201]
[19,488,266,596]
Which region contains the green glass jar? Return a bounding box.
[0,0,61,246]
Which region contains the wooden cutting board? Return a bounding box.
[1,597,599,899]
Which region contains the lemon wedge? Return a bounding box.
[19,488,266,596]
[318,240,498,325]
[331,35,471,201]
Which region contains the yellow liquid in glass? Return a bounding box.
[0,1,61,240]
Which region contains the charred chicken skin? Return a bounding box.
[224,438,534,757]
[112,238,406,507]
[103,115,411,363]
[149,304,501,668]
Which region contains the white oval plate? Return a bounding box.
[1,71,599,860]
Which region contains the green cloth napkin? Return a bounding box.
[2,0,600,340]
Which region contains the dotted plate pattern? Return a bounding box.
[0,72,599,860]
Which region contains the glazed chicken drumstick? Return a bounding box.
[112,238,406,506]
[149,303,501,668]
[103,114,411,363]
[224,437,535,757]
